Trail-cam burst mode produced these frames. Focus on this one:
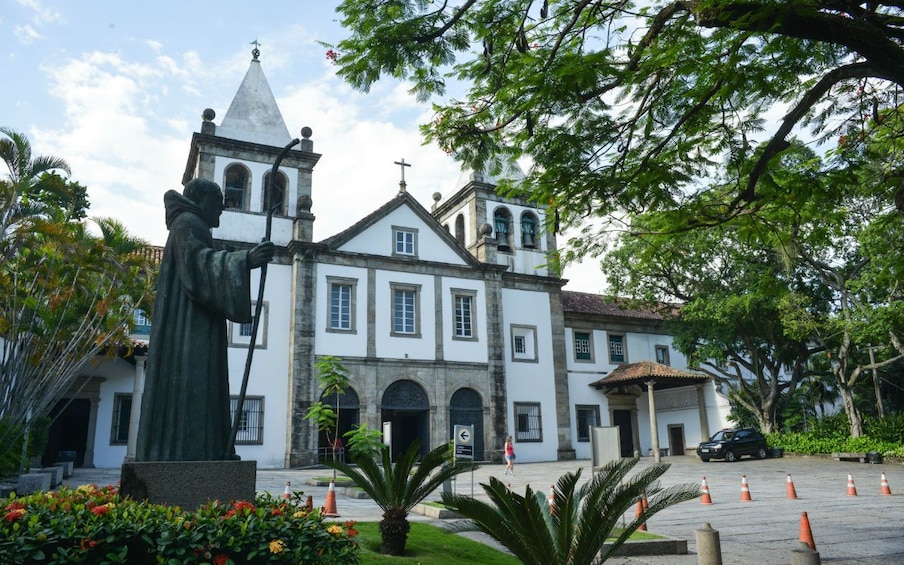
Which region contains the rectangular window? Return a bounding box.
[574,331,592,361]
[229,302,268,348]
[110,394,132,445]
[452,290,477,340]
[608,334,626,364]
[132,309,151,336]
[229,396,264,445]
[655,345,670,366]
[390,283,421,337]
[514,402,542,442]
[511,325,538,362]
[330,284,352,331]
[393,227,418,257]
[575,405,600,443]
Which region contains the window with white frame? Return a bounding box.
[393,226,418,257]
[574,331,593,362]
[514,402,542,442]
[655,345,670,366]
[390,283,420,336]
[133,309,151,336]
[327,277,357,332]
[608,333,626,364]
[229,302,268,348]
[110,394,132,445]
[229,396,264,444]
[511,325,538,362]
[452,289,477,340]
[575,405,600,442]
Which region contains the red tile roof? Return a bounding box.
[589,361,711,389]
[561,291,669,320]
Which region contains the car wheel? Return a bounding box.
[725,450,737,462]
[757,447,767,459]
[700,457,710,463]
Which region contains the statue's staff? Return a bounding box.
[226,136,300,458]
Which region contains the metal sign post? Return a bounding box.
[454,424,475,496]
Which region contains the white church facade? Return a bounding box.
[50,49,731,470]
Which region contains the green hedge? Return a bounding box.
[1,484,359,564]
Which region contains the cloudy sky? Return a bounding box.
[2,0,605,292]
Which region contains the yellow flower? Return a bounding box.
[293,510,307,519]
[327,524,343,536]
[269,539,285,554]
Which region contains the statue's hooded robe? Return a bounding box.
[136,189,252,461]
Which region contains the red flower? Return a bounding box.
[3,508,25,522]
[91,505,110,516]
[325,49,339,63]
[271,508,283,516]
[4,501,25,511]
[80,538,98,550]
[213,555,230,565]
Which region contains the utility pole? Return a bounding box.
[866,345,885,418]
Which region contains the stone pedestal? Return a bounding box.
[120,461,256,510]
[37,466,64,488]
[52,461,74,478]
[16,473,51,495]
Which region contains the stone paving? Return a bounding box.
[63,454,904,564]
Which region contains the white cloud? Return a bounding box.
[14,24,42,44]
[17,0,61,24]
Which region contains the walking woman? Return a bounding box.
[504,435,516,475]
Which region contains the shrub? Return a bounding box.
[0,484,359,564]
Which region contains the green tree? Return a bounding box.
[305,356,351,476]
[331,2,904,253]
[326,439,475,556]
[442,456,698,565]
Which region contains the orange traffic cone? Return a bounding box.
[740,475,752,502]
[548,485,556,515]
[635,495,649,531]
[323,480,340,517]
[305,495,314,510]
[282,481,291,500]
[700,476,713,505]
[799,512,816,551]
[786,474,798,500]
[846,472,858,496]
[880,472,892,496]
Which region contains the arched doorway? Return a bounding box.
[449,388,485,460]
[381,380,430,460]
[318,387,360,463]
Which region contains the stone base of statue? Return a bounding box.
[120,460,256,510]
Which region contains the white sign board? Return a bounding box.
[590,426,622,469]
[453,424,474,459]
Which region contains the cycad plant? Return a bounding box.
[441,456,699,565]
[326,439,476,556]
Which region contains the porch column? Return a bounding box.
[84,398,100,468]
[696,384,710,441]
[125,355,147,462]
[647,380,660,463]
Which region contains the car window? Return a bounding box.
[736,430,749,439]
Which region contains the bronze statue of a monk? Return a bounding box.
[136,178,274,461]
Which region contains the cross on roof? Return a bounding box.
[394,158,411,193]
[250,39,261,61]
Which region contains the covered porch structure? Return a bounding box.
[589,361,713,463]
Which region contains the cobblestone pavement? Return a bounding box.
[64,455,904,564]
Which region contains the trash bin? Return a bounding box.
[770,448,784,458]
[867,451,883,464]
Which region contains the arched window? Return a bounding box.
[493,207,512,251]
[223,164,250,210]
[521,212,538,249]
[454,214,465,245]
[262,170,288,216]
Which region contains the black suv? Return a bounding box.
[696,428,768,462]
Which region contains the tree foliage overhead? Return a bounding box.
[333,1,904,252]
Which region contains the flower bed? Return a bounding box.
[1,484,359,564]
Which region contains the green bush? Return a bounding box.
[865,413,904,444]
[1,484,359,564]
[767,431,904,457]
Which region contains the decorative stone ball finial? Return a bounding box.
[298,194,313,212]
[301,126,313,139]
[202,108,216,122]
[432,192,442,203]
[479,222,493,237]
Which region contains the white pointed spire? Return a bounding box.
[217,44,292,147]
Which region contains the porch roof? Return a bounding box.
[588,361,712,391]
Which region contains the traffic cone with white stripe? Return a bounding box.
[700,476,713,505]
[323,479,340,517]
[548,485,556,515]
[740,475,752,502]
[846,472,858,496]
[282,481,291,500]
[880,472,892,496]
[786,474,798,500]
